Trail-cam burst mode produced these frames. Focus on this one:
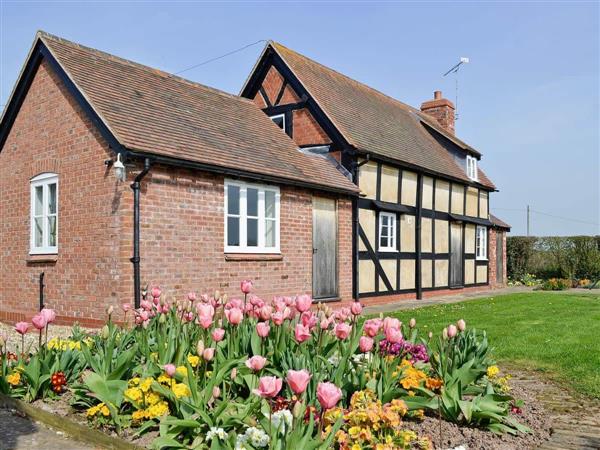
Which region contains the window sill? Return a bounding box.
[27,254,58,263]
[225,253,283,262]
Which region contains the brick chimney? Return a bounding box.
[420,91,455,135]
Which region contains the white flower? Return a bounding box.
[271,409,293,432]
[328,354,340,366]
[244,427,270,448]
[206,427,227,441]
[445,446,467,450]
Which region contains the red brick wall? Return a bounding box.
[488,228,507,287]
[0,60,125,326]
[292,108,331,146]
[117,164,353,304]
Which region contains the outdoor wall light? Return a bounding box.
[113,153,126,182]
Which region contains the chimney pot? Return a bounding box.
[434,90,442,100]
[420,90,455,135]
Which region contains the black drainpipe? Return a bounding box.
[39,272,45,311]
[131,158,152,309]
[415,173,423,300]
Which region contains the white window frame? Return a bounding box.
[30,173,58,255]
[269,114,285,131]
[466,155,478,181]
[378,212,397,252]
[476,225,488,260]
[224,179,280,254]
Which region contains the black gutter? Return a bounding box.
[126,150,359,197]
[131,158,153,309]
[415,173,423,300]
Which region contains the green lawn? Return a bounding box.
[385,292,600,399]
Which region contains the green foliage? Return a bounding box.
[538,278,571,290]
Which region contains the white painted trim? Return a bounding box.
[466,155,479,181]
[378,211,397,252]
[269,113,285,131]
[476,225,488,260]
[30,173,58,255]
[224,179,280,254]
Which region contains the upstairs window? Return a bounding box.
[476,226,487,260]
[30,173,58,254]
[378,212,397,251]
[225,180,280,253]
[269,114,285,130]
[466,155,478,181]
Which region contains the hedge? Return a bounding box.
[507,235,600,281]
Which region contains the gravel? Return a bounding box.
[0,322,94,355]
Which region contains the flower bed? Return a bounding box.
[0,282,532,449]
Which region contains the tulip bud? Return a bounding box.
[101,325,110,339]
[159,313,166,324]
[409,318,416,329]
[212,386,221,399]
[222,293,228,303]
[196,339,205,356]
[203,347,215,361]
[442,327,448,340]
[447,324,457,339]
[0,335,5,348]
[231,368,237,380]
[457,319,466,332]
[214,290,220,301]
[292,401,304,419]
[428,331,433,339]
[106,305,114,317]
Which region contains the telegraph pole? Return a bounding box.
[526,205,530,237]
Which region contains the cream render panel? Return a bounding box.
[435,260,448,287]
[421,217,432,253]
[380,165,399,203]
[434,219,449,253]
[465,187,478,217]
[477,264,488,283]
[381,259,397,290]
[451,184,465,215]
[359,161,378,199]
[434,180,450,212]
[421,259,433,288]
[359,208,376,251]
[479,191,489,219]
[359,259,375,293]
[465,224,476,253]
[400,214,416,252]
[401,171,418,206]
[465,259,475,284]
[422,176,433,210]
[400,259,416,289]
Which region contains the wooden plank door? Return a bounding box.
[312,197,338,299]
[496,231,504,283]
[449,222,463,287]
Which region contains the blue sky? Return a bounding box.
[1,1,598,236]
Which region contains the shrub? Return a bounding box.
[538,278,571,291]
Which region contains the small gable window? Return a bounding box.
[378,212,397,252]
[225,180,280,253]
[466,155,478,181]
[30,173,58,255]
[476,226,487,260]
[269,114,285,130]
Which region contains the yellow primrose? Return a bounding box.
[6,372,20,386]
[172,382,191,399]
[124,387,143,403]
[487,365,500,378]
[139,377,153,393]
[176,366,188,376]
[187,354,200,368]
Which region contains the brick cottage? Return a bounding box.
[0,32,509,325]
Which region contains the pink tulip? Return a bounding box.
[294,323,311,343]
[320,317,332,330]
[203,348,215,361]
[241,280,253,294]
[187,292,197,302]
[41,308,56,324]
[363,318,382,337]
[121,303,132,313]
[225,307,243,325]
[295,294,312,313]
[140,300,153,311]
[409,318,416,329]
[151,287,162,299]
[258,306,272,321]
[385,326,403,344]
[383,317,401,333]
[301,311,317,329]
[448,324,458,338]
[253,375,282,398]
[272,311,285,326]
[196,303,215,318]
[246,355,267,372]
[286,369,311,395]
[317,382,342,410]
[335,323,352,340]
[15,322,29,335]
[457,319,466,332]
[350,302,363,316]
[211,328,225,342]
[256,322,270,338]
[31,313,47,330]
[164,364,176,377]
[359,336,374,353]
[198,315,213,329]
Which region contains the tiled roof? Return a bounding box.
[490,214,511,230]
[269,42,495,189]
[35,32,358,194]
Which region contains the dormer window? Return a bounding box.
[466,155,478,181]
[269,114,285,130]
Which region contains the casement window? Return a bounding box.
[476,226,488,260]
[224,180,280,253]
[378,212,397,251]
[466,155,478,181]
[30,173,58,254]
[269,114,285,130]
